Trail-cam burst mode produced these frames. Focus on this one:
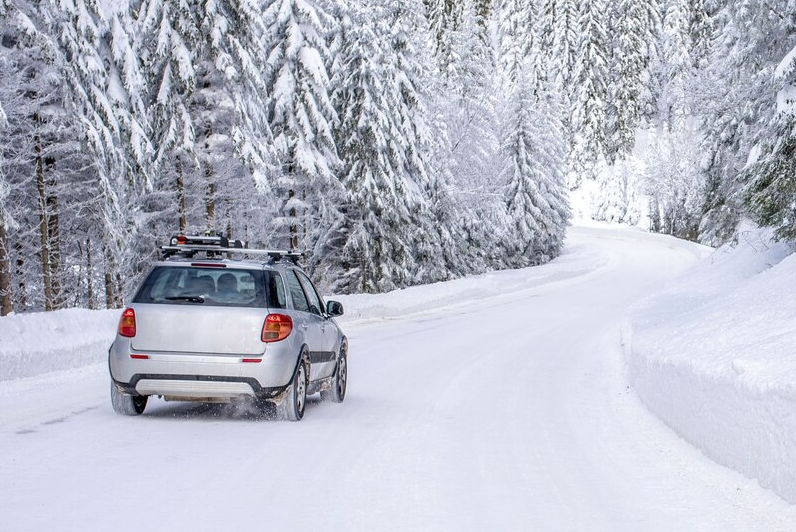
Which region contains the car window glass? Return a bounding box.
[285,270,310,312]
[266,271,287,309]
[134,267,267,308]
[296,271,324,316]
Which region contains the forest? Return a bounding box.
[0,0,794,315]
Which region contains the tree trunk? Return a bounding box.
[115,272,123,308]
[86,238,94,310]
[14,241,26,311]
[35,121,52,310]
[44,156,63,309]
[0,222,12,316]
[205,164,215,232]
[104,246,114,309]
[34,112,62,311]
[105,269,114,309]
[176,156,187,232]
[288,188,298,252]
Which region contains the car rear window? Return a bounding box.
[133,266,286,309]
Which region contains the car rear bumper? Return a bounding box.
[112,374,288,401]
[109,337,298,400]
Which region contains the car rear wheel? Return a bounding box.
[110,382,147,415]
[321,342,347,403]
[278,354,308,421]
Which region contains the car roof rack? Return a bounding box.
[160,233,304,264]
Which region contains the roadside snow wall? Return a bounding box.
[0,309,120,381]
[625,229,796,503]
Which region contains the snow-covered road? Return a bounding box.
[2,227,795,531]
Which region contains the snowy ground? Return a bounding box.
[1,226,795,531]
[626,226,796,503]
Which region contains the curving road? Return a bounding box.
[1,227,795,531]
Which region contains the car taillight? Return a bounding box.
[118,308,137,338]
[261,314,292,342]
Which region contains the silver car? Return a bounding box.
[108,236,348,421]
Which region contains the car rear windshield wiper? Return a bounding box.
[165,295,205,303]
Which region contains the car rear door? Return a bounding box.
[294,270,337,379]
[283,270,327,379]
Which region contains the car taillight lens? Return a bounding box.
[118,308,136,338]
[261,314,292,342]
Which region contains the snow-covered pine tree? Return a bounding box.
[135,0,276,272]
[262,0,340,253]
[593,160,641,224]
[474,0,492,32]
[424,0,464,77]
[0,3,19,316]
[547,0,579,96]
[741,42,796,240]
[136,0,200,233]
[689,0,713,69]
[500,72,570,266]
[500,0,532,85]
[609,0,661,161]
[659,0,693,129]
[695,0,793,245]
[642,124,703,239]
[570,0,611,186]
[436,0,503,275]
[386,0,455,284]
[499,0,570,266]
[2,2,79,310]
[0,41,15,316]
[45,0,155,307]
[327,3,420,292]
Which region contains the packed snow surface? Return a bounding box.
[1,226,795,531]
[626,227,796,503]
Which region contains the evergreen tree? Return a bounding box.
[0,44,16,316]
[609,0,661,161]
[499,0,570,265]
[570,0,610,185]
[424,0,464,77]
[389,0,454,283]
[689,0,713,69]
[329,3,413,292]
[45,0,154,307]
[548,0,579,95]
[262,0,340,252]
[659,0,692,128]
[438,0,503,275]
[741,43,796,240]
[500,72,570,265]
[696,0,794,245]
[593,160,641,224]
[474,0,492,33]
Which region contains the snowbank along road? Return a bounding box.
[1,226,795,532]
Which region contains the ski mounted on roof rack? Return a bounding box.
[159,233,304,264]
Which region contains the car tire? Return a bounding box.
[110,382,147,415]
[321,341,347,404]
[278,353,309,421]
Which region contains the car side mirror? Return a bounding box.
[326,300,344,317]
